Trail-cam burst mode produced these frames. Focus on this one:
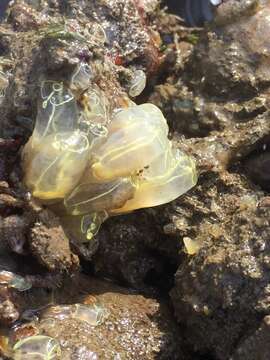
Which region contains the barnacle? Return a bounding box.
[81,86,110,127]
[13,335,61,360]
[22,65,197,242]
[128,69,146,97]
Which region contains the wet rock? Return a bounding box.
[0,1,10,21]
[0,0,166,276]
[245,149,270,192]
[2,214,30,254]
[91,79,270,292]
[155,105,270,360]
[0,285,21,326]
[30,209,79,272]
[151,0,270,138]
[146,14,270,352]
[214,0,259,26]
[1,1,270,359]
[0,0,161,137]
[0,270,32,292]
[92,212,180,291]
[232,316,270,360]
[24,273,64,289]
[12,276,184,360]
[170,169,270,359]
[0,299,19,325]
[166,0,222,27]
[0,138,21,182]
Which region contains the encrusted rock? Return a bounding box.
[30,210,79,272]
[11,276,184,360]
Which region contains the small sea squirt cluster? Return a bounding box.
[9,302,108,359]
[0,270,32,291]
[41,302,109,326]
[22,64,197,241]
[13,335,61,360]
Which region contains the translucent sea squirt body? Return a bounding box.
[41,302,109,326]
[66,103,197,217]
[91,104,169,181]
[13,335,61,360]
[23,131,90,200]
[0,270,32,291]
[22,81,92,200]
[111,148,197,214]
[22,71,197,241]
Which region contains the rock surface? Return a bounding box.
[8,276,184,360]
[150,1,270,358]
[0,0,270,359]
[231,315,270,360]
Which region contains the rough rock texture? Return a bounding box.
[170,170,270,359]
[0,0,270,359]
[92,211,179,291]
[9,276,184,360]
[1,0,162,138]
[0,0,163,271]
[231,315,270,360]
[149,1,270,359]
[30,209,80,272]
[0,1,186,359]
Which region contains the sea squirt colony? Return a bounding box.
[22,63,197,242]
[3,300,109,359]
[13,335,61,360]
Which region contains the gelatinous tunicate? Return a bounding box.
[30,81,78,143]
[82,86,110,127]
[91,103,169,181]
[13,335,61,360]
[72,346,99,360]
[42,303,109,326]
[64,177,136,215]
[83,23,107,44]
[61,211,108,242]
[22,65,197,242]
[23,131,90,200]
[91,23,107,44]
[111,148,197,214]
[128,70,146,97]
[0,270,32,291]
[71,62,93,94]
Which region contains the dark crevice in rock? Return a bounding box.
[163,0,216,27]
[242,139,270,193]
[0,0,10,20]
[143,254,178,294]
